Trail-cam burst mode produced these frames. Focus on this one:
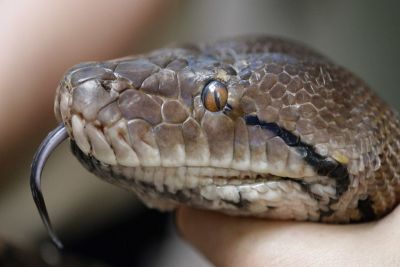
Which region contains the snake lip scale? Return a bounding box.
[30,35,400,248]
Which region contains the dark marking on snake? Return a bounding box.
[238,67,252,80]
[319,209,335,218]
[275,177,338,220]
[298,181,322,201]
[245,115,350,197]
[357,197,376,222]
[222,191,253,209]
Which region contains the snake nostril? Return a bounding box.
[100,80,112,92]
[102,77,133,93]
[68,64,116,88]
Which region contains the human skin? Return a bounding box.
[176,206,400,267]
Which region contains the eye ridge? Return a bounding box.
[201,80,228,112]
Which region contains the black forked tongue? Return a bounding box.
[30,124,68,249]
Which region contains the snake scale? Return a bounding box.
[31,35,400,246]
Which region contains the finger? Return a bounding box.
[176,207,376,267]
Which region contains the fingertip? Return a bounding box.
[175,207,216,241]
[174,207,235,266]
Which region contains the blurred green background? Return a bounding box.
[0,1,399,266]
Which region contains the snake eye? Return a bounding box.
[201,80,228,112]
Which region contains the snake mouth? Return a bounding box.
[69,139,339,221]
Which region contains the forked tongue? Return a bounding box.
[30,124,68,249]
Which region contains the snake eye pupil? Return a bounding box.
[201,80,228,112]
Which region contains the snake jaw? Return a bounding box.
[30,124,68,249]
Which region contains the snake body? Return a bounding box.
[53,35,400,223]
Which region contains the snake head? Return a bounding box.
[33,36,400,247]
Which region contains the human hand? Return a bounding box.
[176,206,400,267]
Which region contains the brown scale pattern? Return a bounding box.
[54,35,400,222]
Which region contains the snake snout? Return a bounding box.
[54,62,118,122]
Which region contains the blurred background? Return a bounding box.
[0,0,399,266]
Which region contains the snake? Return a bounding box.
[30,35,400,248]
